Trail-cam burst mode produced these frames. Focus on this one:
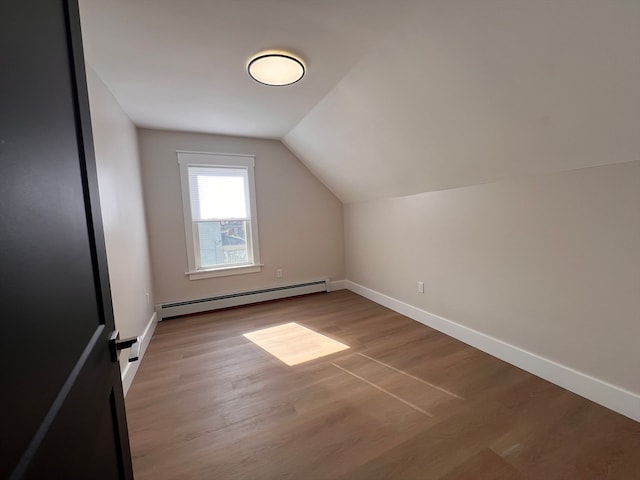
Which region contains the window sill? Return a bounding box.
[185,264,263,280]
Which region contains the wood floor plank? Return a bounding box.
[439,448,525,480]
[125,291,640,479]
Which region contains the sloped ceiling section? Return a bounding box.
[284,0,640,203]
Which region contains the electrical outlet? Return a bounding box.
[276,269,283,278]
[417,281,424,293]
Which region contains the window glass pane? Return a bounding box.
[196,220,249,268]
[188,167,248,221]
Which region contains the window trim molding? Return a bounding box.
[177,151,261,280]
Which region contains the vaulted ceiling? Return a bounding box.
[79,0,640,203]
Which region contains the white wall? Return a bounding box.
[345,161,640,397]
[86,68,156,384]
[137,128,344,304]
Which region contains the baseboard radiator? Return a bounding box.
[157,279,329,320]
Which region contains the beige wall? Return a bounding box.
[137,128,344,304]
[86,68,156,351]
[345,161,640,394]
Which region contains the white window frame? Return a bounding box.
[177,151,262,280]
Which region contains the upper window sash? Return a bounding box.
[187,166,250,221]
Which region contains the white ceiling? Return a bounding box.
[78,0,417,139]
[80,0,640,203]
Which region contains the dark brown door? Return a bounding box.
[1,1,134,478]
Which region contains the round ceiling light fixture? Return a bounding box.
[248,51,305,86]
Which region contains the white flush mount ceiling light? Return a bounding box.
[248,51,305,86]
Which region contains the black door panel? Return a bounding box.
[0,1,134,478]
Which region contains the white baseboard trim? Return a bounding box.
[121,312,158,397]
[345,280,640,423]
[329,280,347,291]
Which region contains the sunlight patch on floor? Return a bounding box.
[243,322,349,366]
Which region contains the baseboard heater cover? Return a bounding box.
[157,280,328,319]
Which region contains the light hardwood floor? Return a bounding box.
[126,291,640,479]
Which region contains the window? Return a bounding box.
[178,152,261,280]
